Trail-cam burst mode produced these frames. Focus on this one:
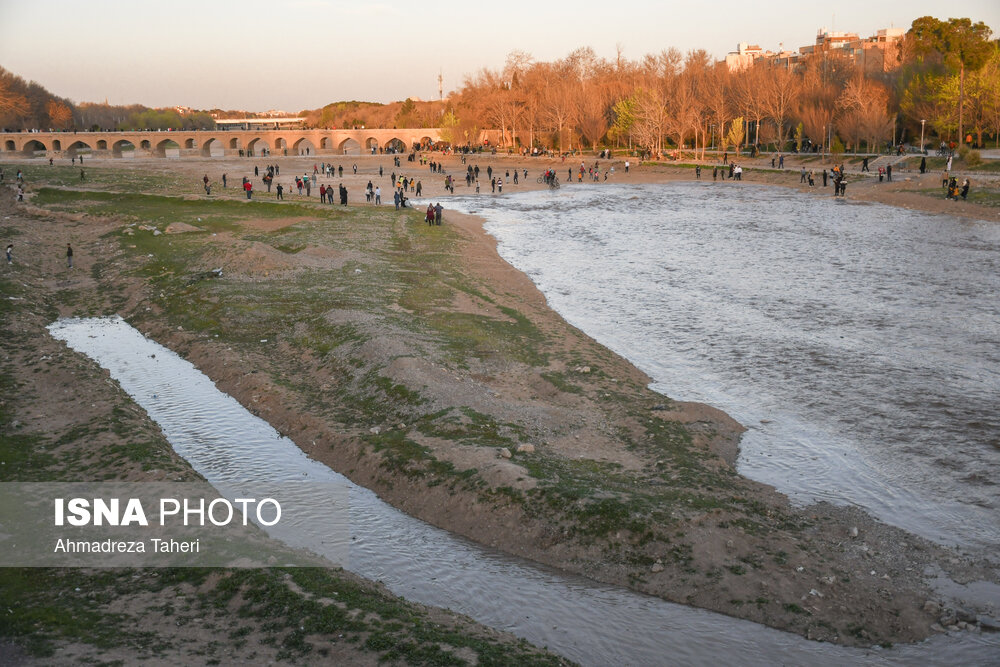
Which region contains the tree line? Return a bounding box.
[446,16,997,155]
[0,67,215,132]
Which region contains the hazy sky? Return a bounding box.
[2,0,998,112]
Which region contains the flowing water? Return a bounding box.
[446,182,1000,556]
[49,315,1000,666]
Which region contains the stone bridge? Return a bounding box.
[1,128,445,158]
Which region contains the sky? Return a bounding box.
[2,0,998,112]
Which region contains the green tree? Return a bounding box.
[908,16,994,142]
[610,95,636,148]
[438,108,460,146]
[725,117,745,153]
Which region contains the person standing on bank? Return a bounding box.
[66,244,73,269]
[6,244,12,264]
[434,202,443,226]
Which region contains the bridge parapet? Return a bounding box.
[1,128,444,158]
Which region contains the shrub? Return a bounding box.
[959,145,982,167]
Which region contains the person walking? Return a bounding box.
[244,180,253,200]
[886,164,893,182]
[66,244,73,268]
[434,202,443,226]
[276,183,283,200]
[5,244,12,264]
[375,186,381,205]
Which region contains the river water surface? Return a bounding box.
[447,182,1000,555]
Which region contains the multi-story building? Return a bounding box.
[724,26,905,72]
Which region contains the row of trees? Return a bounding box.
[447,16,998,155]
[0,67,217,131]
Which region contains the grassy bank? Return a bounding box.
[0,173,570,665]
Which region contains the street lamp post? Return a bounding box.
[920,119,926,155]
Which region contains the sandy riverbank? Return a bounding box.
[2,151,998,656]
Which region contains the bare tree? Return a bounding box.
[631,87,669,155]
[702,64,733,156]
[732,64,768,150]
[837,75,894,152]
[761,64,800,151]
[797,58,839,152]
[576,81,610,150]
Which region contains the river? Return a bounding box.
[447,182,1000,556]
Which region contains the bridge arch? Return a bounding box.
[201,137,224,157]
[5,140,16,152]
[246,137,271,156]
[23,139,47,155]
[184,138,196,149]
[112,140,136,158]
[155,139,181,158]
[66,140,92,156]
[96,139,107,150]
[52,139,63,151]
[338,137,361,155]
[229,137,241,150]
[364,137,380,154]
[384,137,405,154]
[140,139,151,150]
[292,137,316,156]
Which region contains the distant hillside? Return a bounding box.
[0,66,213,131]
[301,98,449,129]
